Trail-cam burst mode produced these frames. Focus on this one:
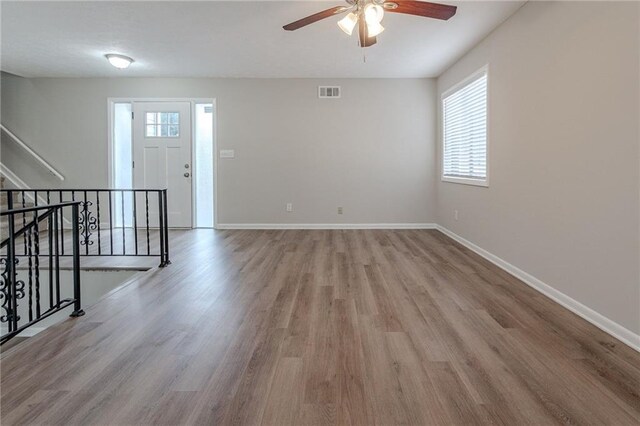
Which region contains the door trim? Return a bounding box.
[107,97,218,229]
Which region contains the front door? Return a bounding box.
[133,101,192,228]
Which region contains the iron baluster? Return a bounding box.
[163,190,170,265]
[70,203,84,318]
[133,191,138,255]
[109,191,114,255]
[21,190,26,255]
[34,216,41,318]
[54,209,61,307]
[59,190,65,255]
[27,219,33,322]
[7,213,24,332]
[96,191,102,255]
[158,192,165,267]
[121,191,125,255]
[83,190,88,254]
[145,192,150,255]
[48,214,54,309]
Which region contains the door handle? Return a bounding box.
[184,172,190,178]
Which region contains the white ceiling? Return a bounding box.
[0,1,525,78]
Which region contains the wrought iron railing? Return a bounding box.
[0,202,84,345]
[1,189,170,267]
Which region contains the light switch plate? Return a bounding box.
[220,149,235,159]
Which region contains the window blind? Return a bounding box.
[443,72,488,181]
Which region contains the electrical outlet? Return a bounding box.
[286,203,293,212]
[454,210,459,221]
[337,207,343,215]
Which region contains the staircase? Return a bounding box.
[0,176,49,236]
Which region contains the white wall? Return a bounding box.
[0,75,437,225]
[436,1,640,335]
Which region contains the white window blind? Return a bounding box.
[443,71,488,183]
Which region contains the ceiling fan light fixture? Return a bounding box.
[364,4,384,24]
[366,21,385,37]
[105,53,133,69]
[337,12,358,35]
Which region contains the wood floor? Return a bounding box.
[1,229,639,425]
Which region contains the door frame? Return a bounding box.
[107,97,218,229]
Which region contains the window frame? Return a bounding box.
[441,65,490,188]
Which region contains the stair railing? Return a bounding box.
[2,189,170,267]
[0,124,65,181]
[0,202,84,345]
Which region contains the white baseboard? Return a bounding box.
[436,225,640,352]
[216,223,438,230]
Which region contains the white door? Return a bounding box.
[133,102,192,228]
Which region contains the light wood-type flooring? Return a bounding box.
[1,229,639,425]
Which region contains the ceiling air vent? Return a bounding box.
[318,86,341,99]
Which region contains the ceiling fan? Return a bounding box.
[283,0,457,48]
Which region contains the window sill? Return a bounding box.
[441,176,489,187]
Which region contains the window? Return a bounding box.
[442,67,488,186]
[113,102,133,227]
[194,103,215,228]
[145,112,180,137]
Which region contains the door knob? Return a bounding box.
[184,172,190,178]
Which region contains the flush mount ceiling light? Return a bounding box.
[284,0,457,48]
[105,53,134,69]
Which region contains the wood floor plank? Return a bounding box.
[1,229,638,425]
[335,298,372,426]
[261,357,304,426]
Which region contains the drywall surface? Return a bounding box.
[0,75,437,225]
[436,1,640,334]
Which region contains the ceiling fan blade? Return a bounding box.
[384,1,457,20]
[358,17,377,48]
[283,6,349,31]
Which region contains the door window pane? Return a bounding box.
[145,112,180,137]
